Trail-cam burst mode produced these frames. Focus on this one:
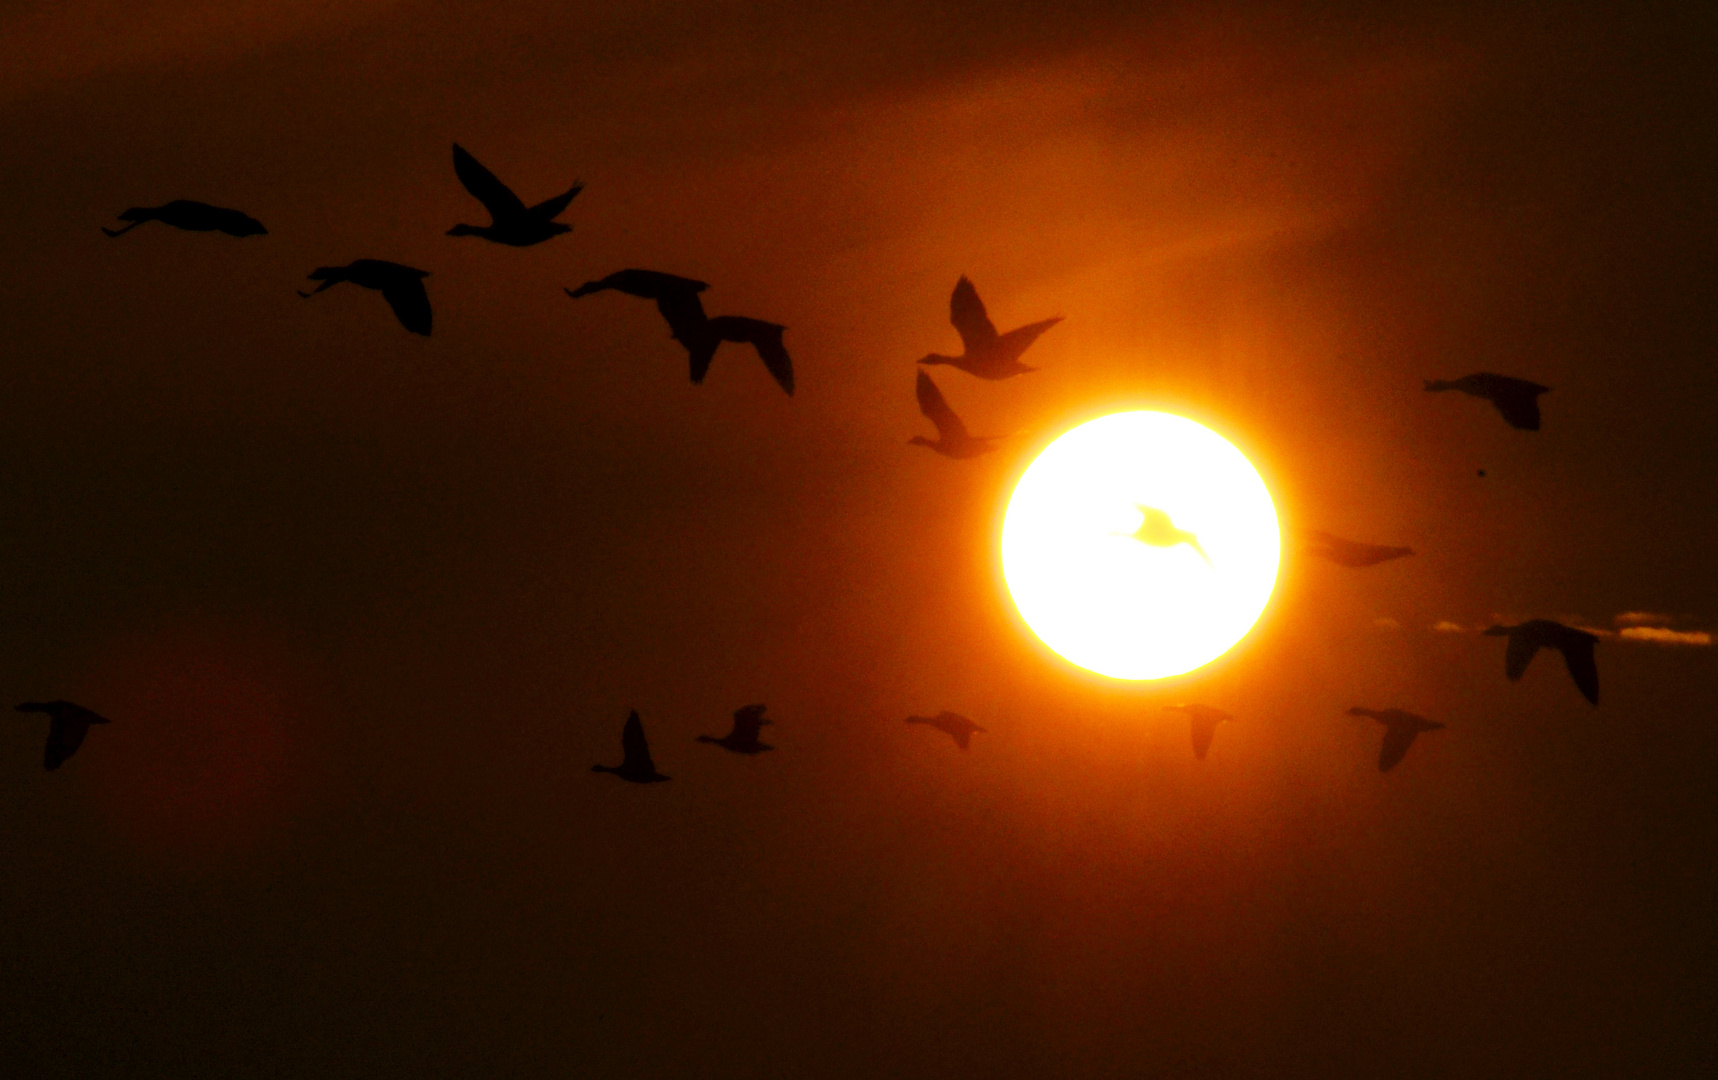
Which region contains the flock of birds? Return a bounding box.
[16,144,1598,778]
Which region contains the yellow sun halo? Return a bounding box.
[1001,411,1280,680]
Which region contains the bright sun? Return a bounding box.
[1001,411,1280,680]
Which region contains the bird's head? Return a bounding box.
[908,435,934,447]
[446,223,484,237]
[917,354,951,367]
[566,281,602,298]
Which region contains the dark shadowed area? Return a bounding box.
[1,1,1715,1076]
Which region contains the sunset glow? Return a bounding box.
[1001,411,1280,679]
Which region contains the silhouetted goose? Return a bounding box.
[697,703,774,754]
[592,711,669,782]
[1163,704,1232,760]
[1300,529,1415,568]
[1424,373,1550,430]
[299,260,432,336]
[686,316,794,396]
[1347,707,1443,772]
[102,200,266,238]
[1127,505,1211,566]
[910,371,1001,458]
[16,701,111,771]
[905,711,985,749]
[567,269,710,348]
[446,143,583,247]
[1483,620,1599,705]
[918,276,1061,379]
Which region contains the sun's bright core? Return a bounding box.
[1001,411,1280,680]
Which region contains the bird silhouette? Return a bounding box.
[567,269,709,345]
[1348,707,1444,772]
[16,701,111,771]
[1299,529,1415,567]
[1163,704,1232,760]
[566,272,793,394]
[102,200,266,238]
[1424,373,1551,430]
[918,276,1061,379]
[687,316,794,396]
[909,371,1002,458]
[592,711,669,782]
[1126,505,1211,566]
[905,711,986,749]
[446,143,583,246]
[1483,620,1600,705]
[299,259,432,336]
[696,704,774,754]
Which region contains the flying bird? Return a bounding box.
[918,276,1061,379]
[16,701,111,771]
[1299,529,1415,568]
[1126,505,1211,566]
[566,272,793,395]
[909,371,1002,458]
[905,711,986,749]
[298,259,433,336]
[688,316,794,396]
[566,269,710,346]
[446,143,583,246]
[1483,620,1600,705]
[696,704,774,754]
[592,711,670,783]
[1347,707,1444,772]
[1424,373,1551,431]
[102,199,266,238]
[1163,704,1232,760]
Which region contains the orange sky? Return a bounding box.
[1,2,1715,1076]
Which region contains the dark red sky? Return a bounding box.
[1,2,1715,1076]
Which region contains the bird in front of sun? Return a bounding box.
[593,711,669,783]
[1424,372,1551,430]
[1484,619,1600,705]
[1125,505,1212,567]
[906,712,985,749]
[910,371,1003,458]
[446,143,583,247]
[697,704,774,754]
[918,276,1061,379]
[16,701,111,771]
[1163,704,1231,761]
[1348,707,1444,772]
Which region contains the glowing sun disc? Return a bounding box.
[1001,411,1280,680]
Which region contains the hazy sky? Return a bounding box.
[1,2,1715,1076]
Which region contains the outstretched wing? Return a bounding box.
[1503,633,1540,682]
[949,276,998,350]
[528,182,584,222]
[732,707,767,743]
[996,316,1062,355]
[1490,390,1542,431]
[44,717,90,770]
[915,371,968,439]
[710,317,793,395]
[621,712,656,773]
[1560,639,1600,705]
[657,291,709,347]
[381,277,433,336]
[1190,716,1220,760]
[452,144,526,220]
[1378,725,1419,772]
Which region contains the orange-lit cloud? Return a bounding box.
[1615,611,1673,627]
[1619,626,1712,647]
[1431,620,1467,633]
